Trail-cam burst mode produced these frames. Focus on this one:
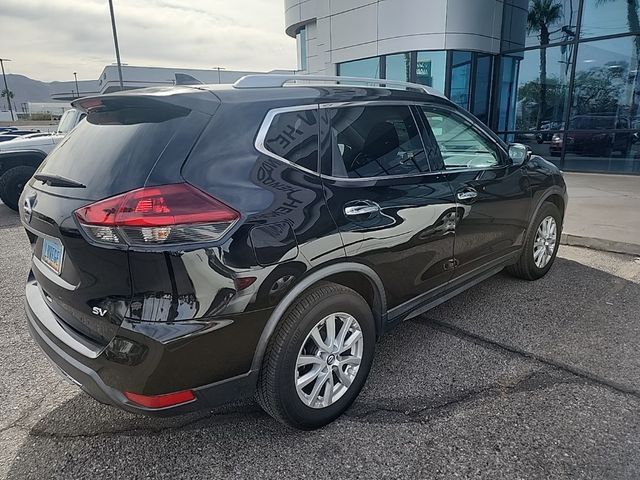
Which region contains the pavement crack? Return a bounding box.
[347,370,572,424]
[0,393,49,434]
[417,317,640,400]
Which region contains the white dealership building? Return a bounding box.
[284,0,640,175]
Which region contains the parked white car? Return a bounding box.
[0,109,85,211]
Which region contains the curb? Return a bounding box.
[561,233,640,257]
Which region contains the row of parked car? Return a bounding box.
[0,109,84,210]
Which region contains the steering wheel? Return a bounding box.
[349,152,371,172]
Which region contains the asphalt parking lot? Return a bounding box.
[1,203,639,480]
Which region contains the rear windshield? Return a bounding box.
[37,103,191,200]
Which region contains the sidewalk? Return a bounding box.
[562,172,640,256]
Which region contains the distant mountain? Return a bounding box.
[1,74,98,113]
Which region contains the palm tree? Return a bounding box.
[527,0,563,129]
[595,0,640,39]
[1,88,14,112]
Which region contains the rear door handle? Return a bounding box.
[456,189,478,202]
[344,201,380,217]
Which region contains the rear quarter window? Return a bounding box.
[262,109,319,172]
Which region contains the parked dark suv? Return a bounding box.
[20,75,567,430]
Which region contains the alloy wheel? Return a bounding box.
[533,215,557,268]
[294,312,364,409]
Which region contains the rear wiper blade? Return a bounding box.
[34,174,86,188]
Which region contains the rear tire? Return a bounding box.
[507,202,562,280]
[256,281,375,430]
[0,166,35,211]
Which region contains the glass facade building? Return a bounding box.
[335,0,640,174]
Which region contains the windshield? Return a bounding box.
[56,110,80,134]
[37,102,195,200]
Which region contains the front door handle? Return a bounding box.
[344,201,380,217]
[456,188,478,202]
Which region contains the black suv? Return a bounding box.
[20,75,567,430]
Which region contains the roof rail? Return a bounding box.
[232,74,445,98]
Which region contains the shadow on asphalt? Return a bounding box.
[6,256,640,479]
[0,203,20,229]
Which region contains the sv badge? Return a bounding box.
[92,307,108,317]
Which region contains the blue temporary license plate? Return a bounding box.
[42,238,64,275]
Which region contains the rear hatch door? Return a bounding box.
[22,92,215,347]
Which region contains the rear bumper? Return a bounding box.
[25,277,261,416]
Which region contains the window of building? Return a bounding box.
[338,57,381,78]
[524,0,580,48]
[385,53,412,82]
[571,36,640,127]
[416,51,447,93]
[497,55,521,132]
[473,54,494,125]
[512,46,571,131]
[581,0,640,39]
[264,109,319,172]
[450,52,472,110]
[297,27,308,71]
[422,108,501,169]
[327,105,430,178]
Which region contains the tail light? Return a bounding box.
[74,183,239,246]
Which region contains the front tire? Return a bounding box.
[0,166,36,211]
[507,202,562,280]
[256,281,375,430]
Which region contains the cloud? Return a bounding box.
[0,0,296,82]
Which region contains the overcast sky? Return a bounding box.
[0,0,296,82]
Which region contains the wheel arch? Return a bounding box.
[529,186,567,228]
[0,150,47,174]
[250,262,387,372]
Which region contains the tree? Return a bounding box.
[527,0,563,129]
[595,0,640,116]
[1,88,14,112]
[518,77,565,129]
[571,63,626,117]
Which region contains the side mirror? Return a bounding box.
[508,143,531,166]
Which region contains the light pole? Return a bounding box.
[108,0,125,90]
[73,72,80,98]
[0,58,15,121]
[213,66,225,84]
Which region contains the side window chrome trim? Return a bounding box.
[255,104,321,177]
[255,101,501,183]
[320,165,506,183]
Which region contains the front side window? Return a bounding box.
[327,105,430,178]
[264,109,319,172]
[422,108,501,169]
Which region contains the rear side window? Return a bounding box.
[263,109,319,172]
[326,105,430,178]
